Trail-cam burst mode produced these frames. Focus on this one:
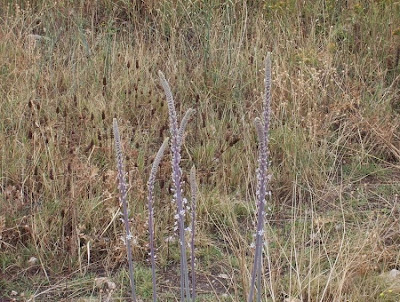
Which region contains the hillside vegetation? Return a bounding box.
[1,0,400,301]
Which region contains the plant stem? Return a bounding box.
[159,71,191,301]
[113,118,137,302]
[190,166,197,302]
[248,53,272,302]
[148,138,169,302]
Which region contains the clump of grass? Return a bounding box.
[248,53,273,302]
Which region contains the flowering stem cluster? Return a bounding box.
[248,53,272,302]
[113,118,137,302]
[159,71,195,302]
[147,137,169,302]
[190,165,197,302]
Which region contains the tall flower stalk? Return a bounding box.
[113,118,137,302]
[248,53,272,302]
[189,165,197,302]
[147,137,169,302]
[158,70,194,301]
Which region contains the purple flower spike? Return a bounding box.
[159,70,194,301]
[248,53,273,302]
[113,118,137,302]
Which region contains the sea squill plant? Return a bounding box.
[158,70,196,302]
[147,137,169,302]
[189,165,197,302]
[112,118,137,302]
[248,53,273,302]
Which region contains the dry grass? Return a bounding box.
[1,0,400,301]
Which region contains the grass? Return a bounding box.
[1,0,400,301]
